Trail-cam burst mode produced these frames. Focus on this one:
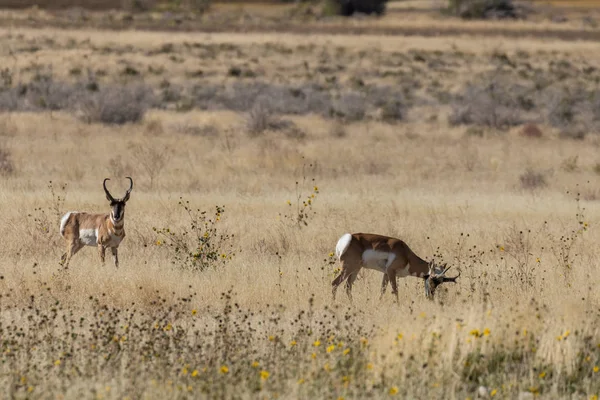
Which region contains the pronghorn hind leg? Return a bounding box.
[345,271,358,300]
[111,247,119,268]
[332,271,348,300]
[62,241,83,269]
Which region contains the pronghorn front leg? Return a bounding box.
[380,274,390,298]
[388,270,399,303]
[98,244,106,265]
[111,247,119,268]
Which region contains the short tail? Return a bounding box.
[335,233,353,260]
[59,212,74,237]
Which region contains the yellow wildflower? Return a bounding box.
[397,333,403,340]
[311,352,317,359]
[366,363,373,370]
[220,365,229,374]
[389,386,399,395]
[268,335,275,342]
[499,246,505,251]
[54,360,61,366]
[297,378,305,384]
[251,361,259,368]
[483,328,491,337]
[328,252,334,257]
[594,366,599,373]
[343,348,350,355]
[290,340,297,347]
[360,337,369,346]
[490,389,497,397]
[286,200,291,206]
[313,340,321,347]
[191,370,199,377]
[260,370,270,380]
[326,345,335,353]
[191,309,197,316]
[539,371,546,379]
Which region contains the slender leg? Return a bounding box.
[332,271,348,300]
[111,247,119,268]
[345,272,358,300]
[380,274,390,298]
[98,244,106,265]
[388,270,399,303]
[63,241,83,268]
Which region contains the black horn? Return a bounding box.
[123,177,133,202]
[443,270,461,283]
[103,178,115,202]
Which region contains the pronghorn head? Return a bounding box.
[423,261,460,300]
[103,177,133,223]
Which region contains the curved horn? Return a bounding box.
[441,265,452,276]
[103,178,115,202]
[443,270,461,283]
[123,177,133,201]
[125,177,133,195]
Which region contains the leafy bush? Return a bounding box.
[154,198,235,272]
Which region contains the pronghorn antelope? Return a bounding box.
[332,233,460,301]
[59,177,133,269]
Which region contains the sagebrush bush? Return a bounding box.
[519,168,548,190]
[446,0,518,19]
[0,146,14,175]
[449,80,525,129]
[76,84,155,125]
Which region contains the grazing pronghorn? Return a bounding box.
[59,177,133,269]
[332,233,460,301]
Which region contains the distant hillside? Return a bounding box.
[0,0,284,9]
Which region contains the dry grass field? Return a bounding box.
[0,1,600,399]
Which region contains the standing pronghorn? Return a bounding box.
[59,177,133,268]
[332,233,460,301]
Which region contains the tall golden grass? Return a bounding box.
[0,23,598,399]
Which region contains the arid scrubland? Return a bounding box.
[0,3,600,398]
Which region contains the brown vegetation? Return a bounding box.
[0,2,599,398]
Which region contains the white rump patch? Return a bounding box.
[362,250,396,273]
[79,229,98,246]
[59,211,77,236]
[335,233,353,260]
